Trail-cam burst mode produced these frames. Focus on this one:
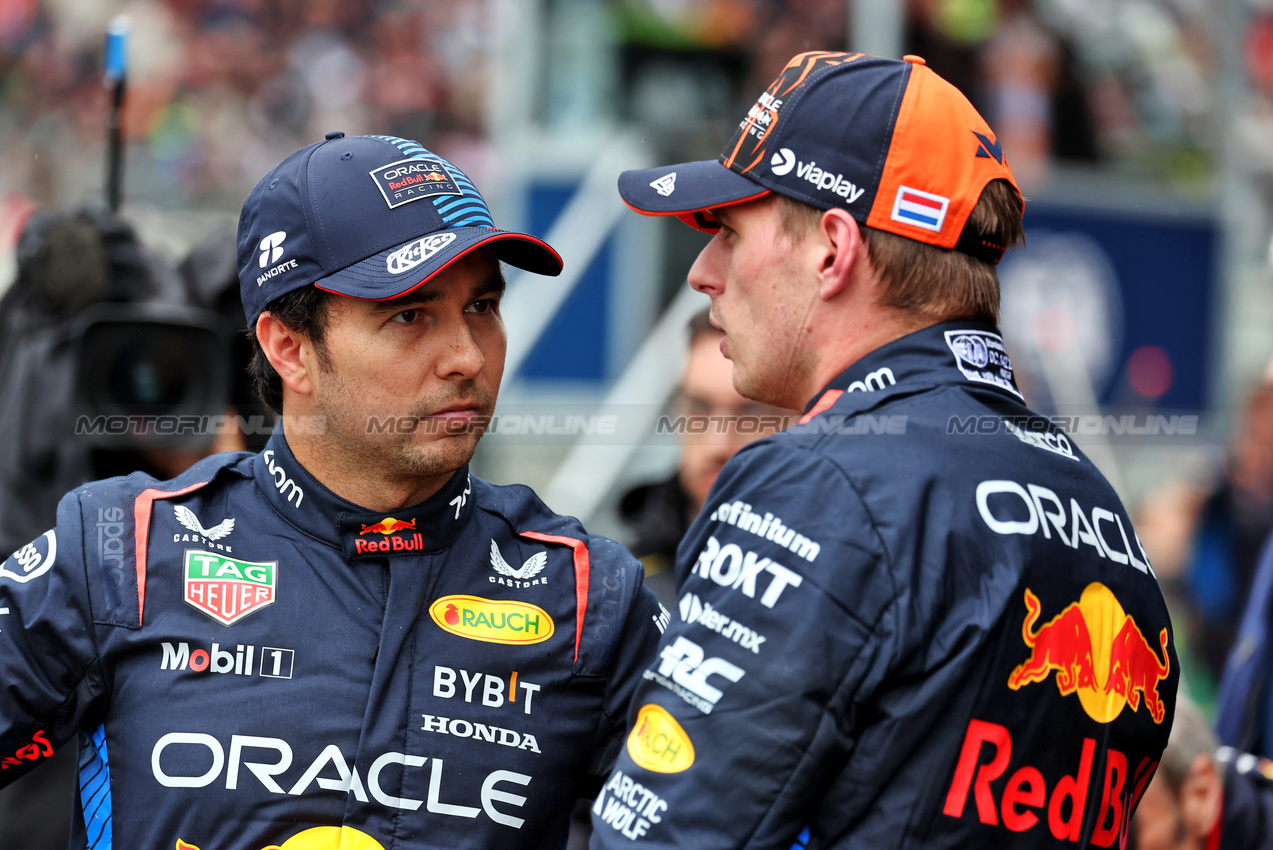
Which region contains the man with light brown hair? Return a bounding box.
[592,52,1177,849]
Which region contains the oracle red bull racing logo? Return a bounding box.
[1008,582,1170,724]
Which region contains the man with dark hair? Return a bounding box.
[0,133,667,850]
[592,52,1177,848]
[619,307,790,606]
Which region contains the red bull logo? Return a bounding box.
[1008,583,1169,724]
[360,517,416,535]
[943,718,1158,845]
[177,826,385,850]
[355,517,423,554]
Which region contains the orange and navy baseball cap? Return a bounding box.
[617,52,1021,264]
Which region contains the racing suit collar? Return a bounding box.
[801,320,1022,422]
[253,429,475,555]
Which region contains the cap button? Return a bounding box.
[902,54,926,66]
[325,131,346,140]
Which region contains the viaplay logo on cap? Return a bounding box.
[370,158,461,210]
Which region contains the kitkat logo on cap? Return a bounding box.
[370,158,461,209]
[386,233,457,275]
[891,186,950,233]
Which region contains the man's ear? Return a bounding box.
[1179,753,1224,842]
[817,208,865,301]
[255,312,316,397]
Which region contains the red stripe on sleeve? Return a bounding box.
[133,483,210,627]
[518,531,591,664]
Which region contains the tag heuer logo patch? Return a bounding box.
[370,158,461,209]
[184,551,276,626]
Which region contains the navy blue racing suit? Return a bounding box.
[0,429,667,849]
[591,321,1177,849]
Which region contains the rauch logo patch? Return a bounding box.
[429,595,553,645]
[627,704,694,773]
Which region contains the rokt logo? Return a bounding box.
[258,231,286,267]
[1008,583,1170,724]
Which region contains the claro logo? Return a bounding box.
[428,596,554,645]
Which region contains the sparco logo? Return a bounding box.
[150,733,532,827]
[262,449,304,507]
[160,641,294,678]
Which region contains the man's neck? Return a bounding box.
[800,310,934,407]
[281,419,455,513]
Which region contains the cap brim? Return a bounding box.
[313,227,562,302]
[618,160,769,232]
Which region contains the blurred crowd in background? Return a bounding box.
[3,0,1273,736]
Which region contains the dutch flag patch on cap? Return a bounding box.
[891,186,950,233]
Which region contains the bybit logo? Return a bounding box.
[258,231,286,267]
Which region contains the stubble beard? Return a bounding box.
[316,380,496,484]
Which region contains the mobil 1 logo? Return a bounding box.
[160,641,295,679]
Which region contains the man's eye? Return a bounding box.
[466,299,497,314]
[391,308,419,324]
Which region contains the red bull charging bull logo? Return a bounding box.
[360,517,416,535]
[177,825,385,850]
[1008,583,1169,724]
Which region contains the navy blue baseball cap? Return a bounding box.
[237,133,562,325]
